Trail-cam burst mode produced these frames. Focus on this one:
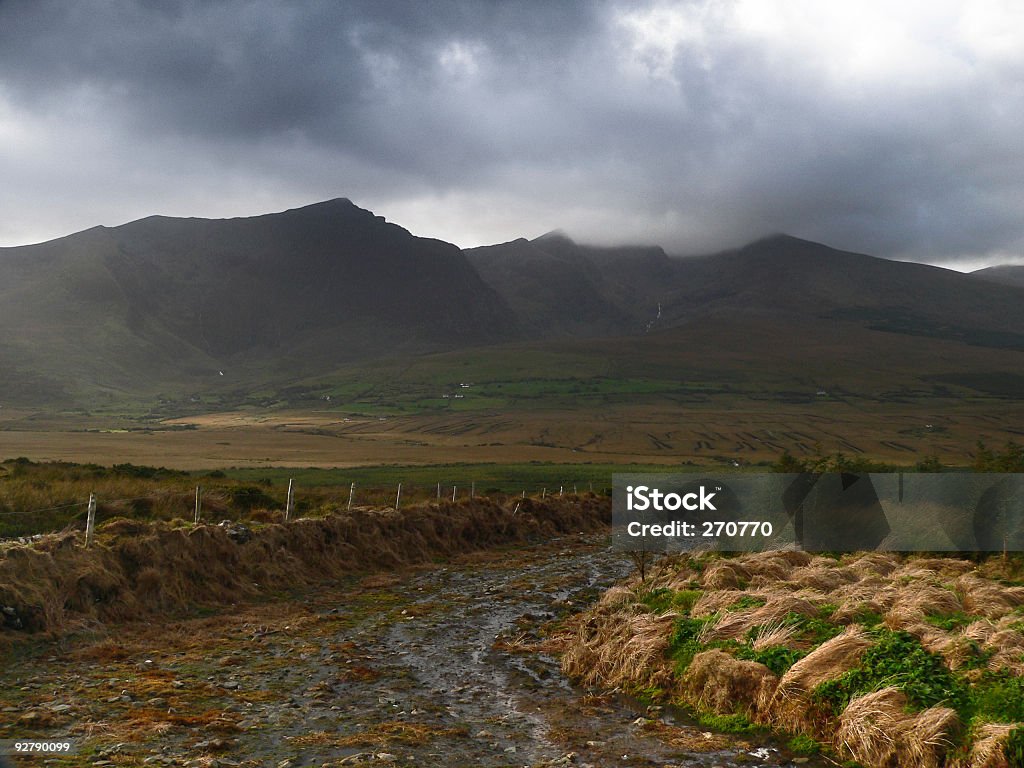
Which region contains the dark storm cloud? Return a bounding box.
[1,0,1022,266]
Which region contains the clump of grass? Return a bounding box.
[568,551,1024,768]
[813,631,967,715]
[640,588,701,615]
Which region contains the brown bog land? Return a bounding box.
[3,400,1023,469]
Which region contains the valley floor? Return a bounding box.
[2,398,1022,469]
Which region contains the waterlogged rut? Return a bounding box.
[1,533,831,767]
[239,534,832,767]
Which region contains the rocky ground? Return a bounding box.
[1,534,827,767]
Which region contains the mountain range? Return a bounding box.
[2,198,1023,408]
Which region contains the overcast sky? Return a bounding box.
[1,0,1022,269]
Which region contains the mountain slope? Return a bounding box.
[972,264,1024,289]
[4,202,1024,411]
[659,235,1024,349]
[0,199,515,405]
[467,232,1024,349]
[464,233,676,337]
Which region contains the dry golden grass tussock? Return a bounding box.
[679,649,778,717]
[761,626,872,732]
[836,688,959,768]
[962,619,1001,645]
[1,496,609,638]
[918,626,960,661]
[897,581,963,615]
[643,552,692,588]
[560,609,676,692]
[690,588,748,617]
[700,560,750,589]
[765,549,815,566]
[957,574,1024,618]
[698,611,749,643]
[907,557,976,578]
[843,551,901,577]
[830,581,896,624]
[835,687,902,762]
[955,722,1020,768]
[699,592,825,643]
[983,627,1024,675]
[882,611,932,636]
[598,585,638,609]
[750,618,800,651]
[744,593,823,624]
[735,551,796,581]
[880,583,962,633]
[787,563,859,593]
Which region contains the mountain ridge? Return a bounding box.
[3,199,1024,409]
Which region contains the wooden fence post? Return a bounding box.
[194,486,202,525]
[285,478,294,521]
[452,486,457,502]
[396,483,402,510]
[348,482,355,510]
[85,493,97,548]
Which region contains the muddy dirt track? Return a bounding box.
[1,534,831,767]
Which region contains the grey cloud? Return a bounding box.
[0,0,1022,265]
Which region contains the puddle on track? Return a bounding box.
[260,535,831,767]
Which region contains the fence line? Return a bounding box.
[0,478,602,542]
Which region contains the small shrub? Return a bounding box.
[736,645,806,676]
[229,485,277,511]
[668,615,715,672]
[813,631,967,715]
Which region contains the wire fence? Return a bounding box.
[0,477,605,545]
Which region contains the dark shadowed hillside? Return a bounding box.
[0,199,516,405]
[659,236,1024,349]
[468,232,1024,350]
[464,232,675,337]
[972,264,1024,289]
[4,202,1024,411]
